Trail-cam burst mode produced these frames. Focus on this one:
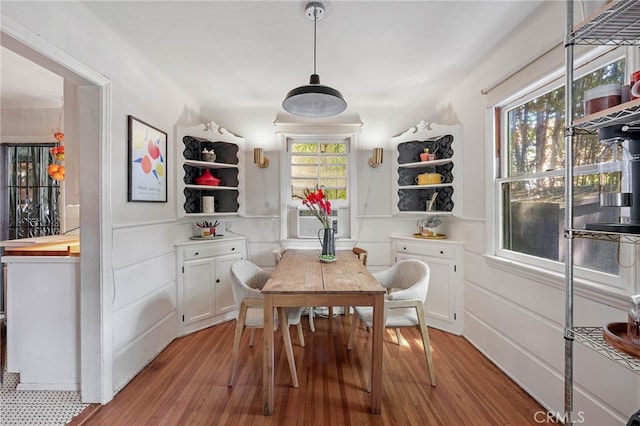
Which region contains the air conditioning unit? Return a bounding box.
[296,209,339,239]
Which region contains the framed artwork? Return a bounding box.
[128,115,168,202]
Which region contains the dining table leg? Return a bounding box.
[370,293,384,414]
[263,294,275,415]
[279,307,299,388]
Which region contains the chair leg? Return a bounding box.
[228,302,248,387]
[347,313,359,350]
[249,328,256,347]
[395,328,402,345]
[416,303,436,386]
[278,308,299,388]
[308,306,315,332]
[296,322,305,347]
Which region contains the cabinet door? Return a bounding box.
[182,257,216,325]
[396,253,456,331]
[214,254,243,314]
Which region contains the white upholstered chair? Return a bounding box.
[227,260,304,387]
[347,259,436,387]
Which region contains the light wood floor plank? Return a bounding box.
[70,315,556,425]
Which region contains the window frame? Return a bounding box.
[287,136,350,208]
[490,46,637,292]
[276,124,360,241]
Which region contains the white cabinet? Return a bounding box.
[176,121,245,218]
[2,255,80,390]
[390,236,463,335]
[176,235,246,336]
[392,121,462,216]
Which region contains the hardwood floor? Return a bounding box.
[70,315,556,425]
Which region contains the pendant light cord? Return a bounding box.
[313,5,317,75]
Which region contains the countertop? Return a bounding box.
[1,235,80,256]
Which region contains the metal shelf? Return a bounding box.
[568,327,640,374]
[569,228,640,244]
[572,99,640,131]
[570,0,640,45]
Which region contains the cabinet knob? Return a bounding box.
[403,246,407,250]
[440,250,444,254]
[194,252,199,256]
[231,247,235,251]
[216,279,220,283]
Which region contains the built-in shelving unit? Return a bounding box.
[176,122,245,218]
[564,0,640,420]
[392,121,462,216]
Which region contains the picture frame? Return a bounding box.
[128,115,168,202]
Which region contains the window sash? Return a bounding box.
[288,138,349,203]
[494,48,634,288]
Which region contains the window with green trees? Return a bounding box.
[289,139,348,201]
[499,57,625,276]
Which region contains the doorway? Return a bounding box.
[1,20,113,404]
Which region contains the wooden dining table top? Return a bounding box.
[262,249,386,295]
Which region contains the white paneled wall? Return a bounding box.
[111,223,179,392]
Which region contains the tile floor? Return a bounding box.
[0,370,88,426]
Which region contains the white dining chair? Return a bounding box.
[348,259,436,388]
[227,260,304,387]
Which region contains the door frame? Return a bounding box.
[1,16,114,403]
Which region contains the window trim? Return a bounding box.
[276,123,361,241]
[487,46,636,291]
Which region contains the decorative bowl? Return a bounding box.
[202,152,216,162]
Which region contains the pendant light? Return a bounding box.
[282,2,347,118]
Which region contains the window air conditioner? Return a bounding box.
[296,209,339,239]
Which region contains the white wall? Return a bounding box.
[2,1,203,401]
[438,1,640,425]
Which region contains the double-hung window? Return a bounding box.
[289,138,349,201]
[280,131,356,240]
[494,49,635,289]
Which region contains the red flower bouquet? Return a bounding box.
[300,187,332,229]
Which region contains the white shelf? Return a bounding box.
[183,211,239,218]
[399,183,453,190]
[392,121,463,216]
[398,158,452,168]
[185,184,239,191]
[176,121,245,218]
[183,159,239,169]
[396,211,453,216]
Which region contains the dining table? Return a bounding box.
[262,249,387,415]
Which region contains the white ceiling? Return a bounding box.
[1,1,546,112]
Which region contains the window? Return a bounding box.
[495,51,633,285]
[278,127,359,241]
[5,144,61,239]
[289,138,348,201]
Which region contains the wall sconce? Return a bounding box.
[253,148,269,168]
[368,148,384,168]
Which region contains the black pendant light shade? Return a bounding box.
[282,73,347,117]
[282,2,347,118]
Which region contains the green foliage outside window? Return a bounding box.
[502,58,626,275]
[290,141,348,201]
